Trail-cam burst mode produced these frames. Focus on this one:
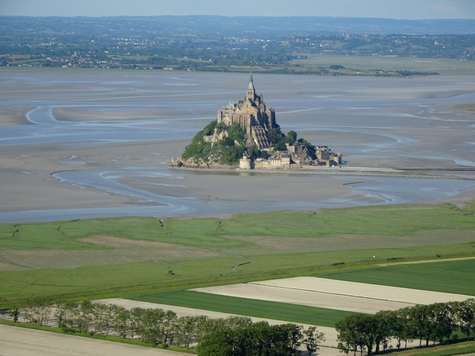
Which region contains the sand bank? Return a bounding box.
[0,106,34,127]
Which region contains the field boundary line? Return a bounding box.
[378,256,475,267]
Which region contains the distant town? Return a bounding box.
[0,16,473,76]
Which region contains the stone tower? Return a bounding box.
[216,73,276,149]
[246,72,256,101]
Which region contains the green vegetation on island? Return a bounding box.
[181,121,247,165]
[179,120,312,166]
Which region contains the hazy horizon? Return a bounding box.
[1,0,474,20]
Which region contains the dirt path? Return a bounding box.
[378,256,475,267]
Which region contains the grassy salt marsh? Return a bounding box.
[0,202,473,301]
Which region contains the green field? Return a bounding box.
[317,259,475,296]
[0,202,474,302]
[390,341,475,356]
[295,55,475,76]
[296,55,475,75]
[129,290,356,327]
[2,241,475,301]
[1,202,473,251]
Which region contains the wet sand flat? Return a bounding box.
[0,106,34,127]
[1,70,475,221]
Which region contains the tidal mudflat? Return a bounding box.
[1,69,475,222]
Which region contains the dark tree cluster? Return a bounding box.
[8,297,325,354]
[336,299,475,356]
[198,322,325,356]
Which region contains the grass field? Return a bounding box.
[0,202,474,302]
[129,290,356,327]
[1,203,473,251]
[295,55,475,76]
[390,341,475,356]
[2,241,475,301]
[316,259,475,296]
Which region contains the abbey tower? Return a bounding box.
[217,73,276,149]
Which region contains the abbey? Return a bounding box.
[217,73,275,149]
[171,74,342,170]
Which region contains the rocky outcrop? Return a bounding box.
[203,129,229,146]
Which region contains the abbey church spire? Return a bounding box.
[246,71,256,100]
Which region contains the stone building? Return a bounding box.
[217,73,275,149]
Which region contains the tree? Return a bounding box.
[275,140,287,151]
[373,310,394,353]
[284,130,297,145]
[303,326,326,356]
[11,303,20,323]
[336,315,360,355]
[267,128,284,144]
[198,329,235,356]
[198,322,305,356]
[430,302,456,344]
[336,314,377,355]
[455,299,475,341]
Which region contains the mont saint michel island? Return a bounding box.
[170,74,342,170]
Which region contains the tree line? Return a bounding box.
[5,297,325,355]
[336,299,475,356]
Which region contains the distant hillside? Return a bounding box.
[1,16,473,72]
[1,16,475,36]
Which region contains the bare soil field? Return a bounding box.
[0,324,186,356]
[191,283,412,314]
[250,277,473,304]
